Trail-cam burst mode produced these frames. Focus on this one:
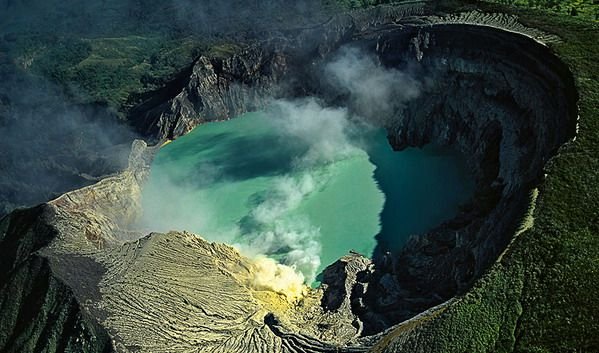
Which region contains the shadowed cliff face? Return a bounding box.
[0,8,578,353]
[345,25,577,332]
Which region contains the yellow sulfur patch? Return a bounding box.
[249,256,307,302]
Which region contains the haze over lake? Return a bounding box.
[140,110,474,283]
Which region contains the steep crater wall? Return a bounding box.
[340,24,578,333]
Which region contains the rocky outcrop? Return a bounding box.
[131,49,289,140]
[0,207,113,353]
[0,140,152,352]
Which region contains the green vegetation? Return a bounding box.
[5,34,206,110]
[507,8,599,351]
[0,0,416,111]
[483,0,599,21]
[325,0,389,8]
[207,42,244,59]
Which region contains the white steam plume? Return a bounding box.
[325,46,421,123]
[229,98,364,283]
[267,98,358,164]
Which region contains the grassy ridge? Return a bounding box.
[0,0,350,113]
[483,0,599,21]
[507,7,599,351]
[0,0,417,113]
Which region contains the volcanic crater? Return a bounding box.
[0,8,578,353]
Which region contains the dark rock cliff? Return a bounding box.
[350,24,577,332]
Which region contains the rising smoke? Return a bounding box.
[139,46,421,296]
[325,46,421,123]
[235,99,361,283]
[0,71,137,217]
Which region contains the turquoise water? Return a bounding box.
[365,135,475,255]
[140,111,474,282]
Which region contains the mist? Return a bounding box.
[0,70,137,217]
[171,0,329,36]
[0,0,329,37]
[325,46,421,123]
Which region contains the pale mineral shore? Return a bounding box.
[0,3,577,353]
